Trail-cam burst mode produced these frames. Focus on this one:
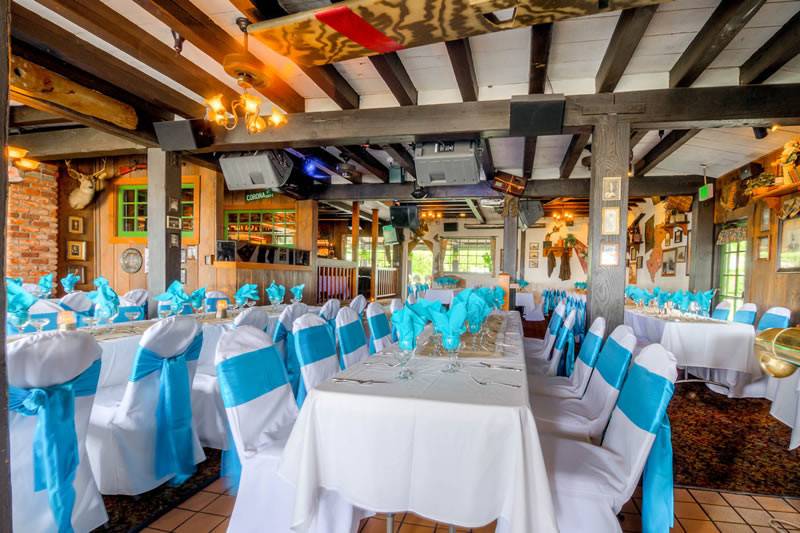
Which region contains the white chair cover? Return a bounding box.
[60,291,93,313]
[349,294,367,316]
[711,301,731,321]
[274,305,305,399]
[733,302,757,325]
[757,306,792,332]
[366,302,393,353]
[234,307,274,334]
[123,289,149,306]
[336,307,370,369]
[8,331,108,533]
[217,326,364,533]
[88,316,206,495]
[293,313,341,407]
[529,309,576,377]
[530,317,606,399]
[9,299,63,334]
[525,301,565,363]
[533,325,637,443]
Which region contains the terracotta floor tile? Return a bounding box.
[149,508,195,531]
[178,491,219,512]
[174,512,227,533]
[361,518,389,533]
[671,522,686,533]
[753,496,795,513]
[675,489,695,503]
[713,524,754,533]
[398,524,435,532]
[204,478,228,494]
[768,511,800,529]
[691,490,728,506]
[211,518,229,533]
[472,521,497,533]
[403,513,436,527]
[203,494,236,517]
[735,508,772,527]
[620,512,642,532]
[701,505,744,524]
[679,519,720,533]
[722,494,761,510]
[676,502,709,520]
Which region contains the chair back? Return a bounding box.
[113,306,146,323]
[293,313,341,407]
[711,301,731,321]
[390,298,403,342]
[349,294,367,316]
[546,309,577,376]
[568,317,606,398]
[538,301,566,361]
[366,302,393,353]
[205,290,230,312]
[580,325,636,441]
[757,306,792,332]
[8,331,104,533]
[336,307,370,369]
[60,291,93,314]
[273,305,302,397]
[602,344,677,510]
[123,288,150,318]
[234,307,273,334]
[216,326,297,458]
[733,303,757,325]
[290,301,308,318]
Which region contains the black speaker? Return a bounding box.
[443,222,458,232]
[518,200,544,228]
[509,95,565,137]
[154,119,214,151]
[390,205,420,230]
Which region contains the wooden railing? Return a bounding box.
[317,259,357,303]
[374,267,399,299]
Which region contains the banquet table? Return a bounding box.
[624,308,759,396]
[422,288,456,306]
[278,311,558,533]
[763,373,800,449]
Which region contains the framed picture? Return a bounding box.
[676,246,687,263]
[630,246,638,260]
[664,230,672,247]
[628,264,637,284]
[180,268,187,284]
[637,256,644,269]
[758,236,770,260]
[601,207,620,235]
[169,196,180,214]
[602,176,622,201]
[169,233,180,248]
[645,216,655,252]
[777,216,800,272]
[662,249,677,277]
[65,265,85,283]
[180,248,187,264]
[673,212,688,224]
[66,240,87,261]
[67,216,84,234]
[186,245,198,260]
[166,216,181,231]
[760,205,771,234]
[600,243,619,266]
[674,227,683,244]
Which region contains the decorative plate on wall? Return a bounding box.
[120,247,143,274]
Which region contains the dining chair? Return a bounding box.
[8,299,63,334]
[123,288,150,318]
[712,300,731,321]
[60,291,94,326]
[234,307,274,334]
[87,316,205,495]
[390,298,403,342]
[205,290,231,312]
[533,325,637,443]
[524,300,566,362]
[733,302,758,325]
[273,304,305,399]
[293,313,342,408]
[366,302,393,353]
[541,343,677,533]
[756,306,792,332]
[217,325,365,533]
[336,306,370,370]
[530,317,606,400]
[349,294,367,316]
[8,330,108,533]
[529,309,576,377]
[319,298,341,334]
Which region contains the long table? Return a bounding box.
[278,312,558,533]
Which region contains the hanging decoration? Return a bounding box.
[716,226,748,245]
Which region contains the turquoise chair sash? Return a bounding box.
[273,321,301,398]
[113,305,145,323]
[577,332,603,368]
[294,324,337,407]
[547,311,563,337]
[711,307,730,321]
[8,358,101,533]
[595,338,632,390]
[733,309,756,325]
[338,320,367,369]
[555,324,576,377]
[757,312,790,332]
[367,312,391,354]
[129,333,203,484]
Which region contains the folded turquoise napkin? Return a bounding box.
[466,292,490,334]
[493,286,505,309]
[453,288,474,307]
[391,306,426,351]
[38,273,54,298]
[431,301,467,351]
[88,277,120,319]
[475,287,495,309]
[60,272,80,293]
[191,287,206,310]
[6,277,37,323]
[266,281,286,303]
[234,284,259,306]
[407,299,442,322]
[513,278,529,289]
[155,280,190,310]
[290,284,304,301]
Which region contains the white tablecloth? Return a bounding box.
[422,289,455,306]
[515,292,543,321]
[624,309,759,396]
[278,312,558,533]
[765,374,800,449]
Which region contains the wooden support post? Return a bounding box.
[370,209,379,301]
[0,0,13,528]
[588,116,631,331]
[351,202,360,299]
[689,193,715,293]
[502,212,519,309]
[146,148,182,316]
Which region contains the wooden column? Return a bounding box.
[146,148,182,316]
[0,0,13,527]
[400,229,410,299]
[502,212,519,309]
[518,227,527,280]
[351,201,360,298]
[689,193,715,292]
[370,209,379,300]
[588,115,631,330]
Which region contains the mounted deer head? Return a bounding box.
[65,159,108,210]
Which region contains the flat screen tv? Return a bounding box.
[383,224,399,244]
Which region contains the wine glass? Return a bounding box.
[83,315,98,330]
[125,310,140,322]
[269,297,281,311]
[394,339,415,380]
[30,316,51,333]
[9,312,31,334]
[157,303,172,320]
[688,301,700,317]
[441,334,462,373]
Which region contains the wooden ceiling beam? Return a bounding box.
[522,23,553,180]
[10,127,145,159]
[382,143,416,178]
[369,53,417,106]
[634,129,699,177]
[596,6,658,93]
[559,132,590,180]
[9,106,71,128]
[339,145,389,182]
[446,39,479,103]
[465,198,485,224]
[481,139,495,180]
[740,10,800,85]
[10,3,205,119]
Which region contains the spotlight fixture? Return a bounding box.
[6,146,28,159]
[410,186,428,200]
[14,158,40,171]
[771,124,781,133]
[753,127,768,140]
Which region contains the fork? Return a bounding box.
[476,361,522,372]
[469,375,521,389]
[333,378,389,385]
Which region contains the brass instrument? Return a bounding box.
[756,327,800,378]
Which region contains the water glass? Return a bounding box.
[395,338,415,380]
[157,304,171,320]
[441,334,462,373]
[9,313,30,333]
[125,311,140,322]
[30,317,51,333]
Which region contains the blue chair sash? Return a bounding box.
[616,364,675,533]
[7,312,60,335]
[8,358,101,533]
[294,324,337,407]
[547,312,563,337]
[205,297,230,313]
[555,325,576,377]
[113,305,146,323]
[274,321,301,398]
[595,338,632,390]
[711,307,730,321]
[757,312,790,332]
[577,332,603,368]
[367,313,391,353]
[338,320,367,369]
[733,309,756,325]
[128,332,203,484]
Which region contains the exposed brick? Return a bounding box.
[6,170,58,280]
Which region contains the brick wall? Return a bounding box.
[6,167,59,280]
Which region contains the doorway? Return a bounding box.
[409,247,433,285]
[718,239,748,315]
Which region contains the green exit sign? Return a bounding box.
[245,190,274,202]
[698,183,714,202]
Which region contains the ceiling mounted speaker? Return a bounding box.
[337,161,362,181]
[414,140,480,186]
[154,119,214,151]
[509,95,565,137]
[220,151,294,191]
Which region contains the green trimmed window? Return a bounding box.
[224,210,296,247]
[117,184,196,239]
[442,237,494,274]
[342,236,395,268]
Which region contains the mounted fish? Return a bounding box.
[247,0,673,66]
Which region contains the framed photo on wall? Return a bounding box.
[676,246,687,263]
[602,176,622,201]
[645,216,655,252]
[777,216,800,272]
[66,240,87,261]
[757,236,770,261]
[601,207,620,236]
[662,249,677,277]
[65,265,85,283]
[67,216,84,234]
[760,205,771,234]
[600,243,619,266]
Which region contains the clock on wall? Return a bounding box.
[120,248,143,274]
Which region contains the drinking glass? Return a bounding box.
[688,301,700,317]
[157,303,171,320]
[31,317,52,333]
[269,297,281,311]
[441,334,462,373]
[395,338,415,380]
[125,311,140,322]
[9,313,30,334]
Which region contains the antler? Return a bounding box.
[92,158,108,180]
[64,160,83,182]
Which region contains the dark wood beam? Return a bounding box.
[481,139,495,179]
[689,193,715,292]
[630,130,648,147]
[740,10,800,85]
[465,198,485,224]
[634,129,699,177]
[369,53,417,106]
[294,147,342,173]
[10,128,145,159]
[446,39,478,102]
[130,0,305,112]
[382,143,416,178]
[522,23,553,180]
[339,145,389,182]
[11,4,205,119]
[670,0,765,88]
[559,132,590,179]
[9,106,71,128]
[596,6,657,93]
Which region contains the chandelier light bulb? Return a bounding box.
[269,108,287,127]
[15,158,40,170]
[6,146,28,160]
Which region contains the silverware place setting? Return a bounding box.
[469,375,521,389]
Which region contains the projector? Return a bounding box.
[413,141,480,187]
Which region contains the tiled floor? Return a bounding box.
[143,480,800,533]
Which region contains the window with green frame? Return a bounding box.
[442,237,494,274]
[117,184,196,239]
[718,239,748,317]
[342,236,395,268]
[224,210,296,247]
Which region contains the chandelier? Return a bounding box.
[204,18,287,135]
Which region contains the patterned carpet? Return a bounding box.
[671,382,800,496]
